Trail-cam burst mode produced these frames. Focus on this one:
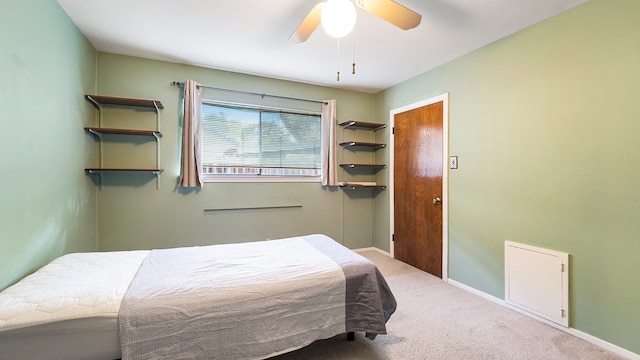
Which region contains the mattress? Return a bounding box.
[0,235,396,360]
[0,250,149,360]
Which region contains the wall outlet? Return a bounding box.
[450,156,458,169]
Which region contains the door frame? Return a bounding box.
[388,93,450,281]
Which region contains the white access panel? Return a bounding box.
[505,241,569,327]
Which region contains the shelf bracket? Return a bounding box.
[154,102,161,189]
[153,170,161,190]
[86,129,105,169]
[86,169,104,191]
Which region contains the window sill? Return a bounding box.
[203,176,321,183]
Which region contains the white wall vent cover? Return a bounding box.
[505,241,569,327]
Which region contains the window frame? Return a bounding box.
[200,99,323,183]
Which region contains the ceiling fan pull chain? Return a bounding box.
[352,23,356,75]
[336,38,341,81]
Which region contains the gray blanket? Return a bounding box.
[118,234,396,360]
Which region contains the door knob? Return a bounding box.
[433,197,441,205]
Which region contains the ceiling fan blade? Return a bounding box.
[356,0,421,30]
[289,2,326,43]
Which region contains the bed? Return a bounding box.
[0,234,396,360]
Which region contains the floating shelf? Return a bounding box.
[339,141,386,149]
[339,120,386,131]
[85,95,164,109]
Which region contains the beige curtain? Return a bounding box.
[179,79,203,188]
[321,99,338,186]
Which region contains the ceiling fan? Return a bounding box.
[289,0,422,43]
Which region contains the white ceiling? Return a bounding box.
[56,0,586,94]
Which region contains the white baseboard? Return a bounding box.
[354,247,391,256]
[447,279,639,360]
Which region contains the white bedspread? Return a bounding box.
[119,236,347,360]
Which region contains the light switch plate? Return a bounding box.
[450,156,458,169]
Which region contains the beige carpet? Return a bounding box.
[272,250,626,360]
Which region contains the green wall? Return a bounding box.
[94,53,378,251]
[0,0,97,289]
[2,0,637,355]
[375,0,640,354]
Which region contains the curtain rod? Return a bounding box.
[170,81,327,105]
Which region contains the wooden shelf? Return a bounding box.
[84,94,163,189]
[339,183,387,190]
[339,141,386,149]
[85,127,163,137]
[339,120,386,131]
[85,95,164,110]
[85,168,164,173]
[338,120,386,192]
[340,163,386,169]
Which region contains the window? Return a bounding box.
[201,101,322,180]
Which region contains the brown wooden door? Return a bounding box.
[394,102,443,277]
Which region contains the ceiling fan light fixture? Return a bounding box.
[321,0,357,38]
